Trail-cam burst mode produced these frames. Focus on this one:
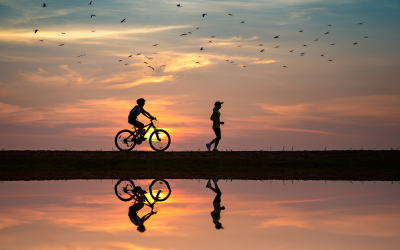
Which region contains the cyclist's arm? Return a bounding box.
[140,109,154,119]
[139,212,154,225]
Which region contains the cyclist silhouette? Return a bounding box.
[128,191,156,233]
[206,179,225,229]
[128,98,155,141]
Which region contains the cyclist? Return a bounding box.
[128,98,155,140]
[206,179,225,229]
[206,101,224,151]
[128,189,156,233]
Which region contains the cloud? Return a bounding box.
[20,65,83,85]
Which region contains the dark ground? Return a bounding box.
[1,150,399,181]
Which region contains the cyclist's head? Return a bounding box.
[137,98,145,106]
[215,222,224,230]
[137,225,146,232]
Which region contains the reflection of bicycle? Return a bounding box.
[115,179,171,211]
[115,118,171,152]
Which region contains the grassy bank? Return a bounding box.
[1,150,399,181]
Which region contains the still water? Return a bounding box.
[0,179,399,250]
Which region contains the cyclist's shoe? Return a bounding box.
[213,148,219,152]
[206,179,212,188]
[206,143,211,151]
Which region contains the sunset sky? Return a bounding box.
[0,0,399,150]
[1,179,399,249]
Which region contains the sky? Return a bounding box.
[0,0,399,151]
[0,179,400,250]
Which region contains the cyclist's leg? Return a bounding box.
[136,122,145,138]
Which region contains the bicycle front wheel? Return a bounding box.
[149,179,171,202]
[149,129,171,152]
[114,179,136,201]
[115,130,136,151]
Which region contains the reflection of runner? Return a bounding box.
[206,179,226,229]
[128,191,155,233]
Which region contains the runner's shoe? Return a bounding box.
[206,180,212,188]
[213,148,219,151]
[206,143,211,151]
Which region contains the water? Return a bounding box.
[0,179,399,250]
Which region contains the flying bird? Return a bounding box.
[125,63,128,65]
[39,40,44,42]
[283,66,288,68]
[153,44,158,47]
[328,59,333,61]
[363,36,368,38]
[177,4,181,7]
[180,33,187,36]
[357,22,365,25]
[62,33,66,34]
[259,44,263,46]
[208,41,212,43]
[211,36,215,38]
[148,66,154,70]
[92,30,96,32]
[144,62,148,64]
[300,52,305,56]
[89,1,92,5]
[200,47,204,50]
[237,45,242,47]
[289,50,294,52]
[128,55,132,57]
[42,3,47,8]
[196,27,200,29]
[195,62,200,64]
[202,13,207,17]
[260,49,265,53]
[274,46,279,48]
[121,18,126,23]
[321,54,325,57]
[78,62,81,64]
[187,31,192,34]
[330,43,335,45]
[299,30,303,32]
[119,60,123,62]
[240,21,245,23]
[90,15,96,18]
[353,42,358,45]
[146,56,153,59]
[34,29,38,33]
[59,44,64,46]
[274,35,279,39]
[137,53,141,55]
[327,24,332,26]
[314,38,319,41]
[303,45,308,47]
[228,14,233,16]
[160,65,166,67]
[325,32,330,35]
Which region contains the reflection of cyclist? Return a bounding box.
[128,190,155,233]
[128,98,155,140]
[206,179,225,229]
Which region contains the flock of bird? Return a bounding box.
[33,2,369,70]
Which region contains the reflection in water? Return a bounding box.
[207,179,226,229]
[115,179,172,233]
[0,180,400,250]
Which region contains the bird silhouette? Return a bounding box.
[240,21,245,23]
[363,36,368,38]
[327,24,332,26]
[196,27,200,29]
[325,32,330,35]
[237,45,242,47]
[177,4,181,7]
[78,62,81,64]
[160,65,166,67]
[148,66,154,70]
[89,1,92,5]
[299,30,303,32]
[353,42,358,45]
[180,33,187,36]
[211,36,215,38]
[119,60,123,62]
[283,66,288,68]
[289,50,294,52]
[300,52,305,56]
[90,15,96,18]
[146,56,153,59]
[153,44,158,46]
[195,61,200,64]
[260,49,265,53]
[202,13,207,17]
[34,29,38,33]
[303,45,308,47]
[144,62,148,64]
[314,38,319,42]
[357,22,365,25]
[39,40,44,42]
[137,53,141,55]
[259,44,263,46]
[153,52,158,54]
[128,55,132,57]
[274,35,279,39]
[200,47,204,50]
[321,54,325,57]
[92,30,96,32]
[330,43,335,46]
[42,3,47,8]
[121,18,126,23]
[62,33,66,34]
[228,14,233,16]
[274,46,279,48]
[59,44,64,46]
[125,63,128,65]
[242,66,246,68]
[208,41,212,43]
[328,59,333,61]
[187,31,192,34]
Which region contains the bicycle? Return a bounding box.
[115,118,171,152]
[114,179,172,212]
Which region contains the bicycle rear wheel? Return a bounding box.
[149,129,171,152]
[115,130,136,151]
[149,179,171,202]
[114,179,136,201]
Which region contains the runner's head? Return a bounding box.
[215,222,224,230]
[221,206,226,210]
[214,101,223,110]
[137,224,146,232]
[137,98,145,106]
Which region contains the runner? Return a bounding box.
[206,101,224,151]
[206,179,226,229]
